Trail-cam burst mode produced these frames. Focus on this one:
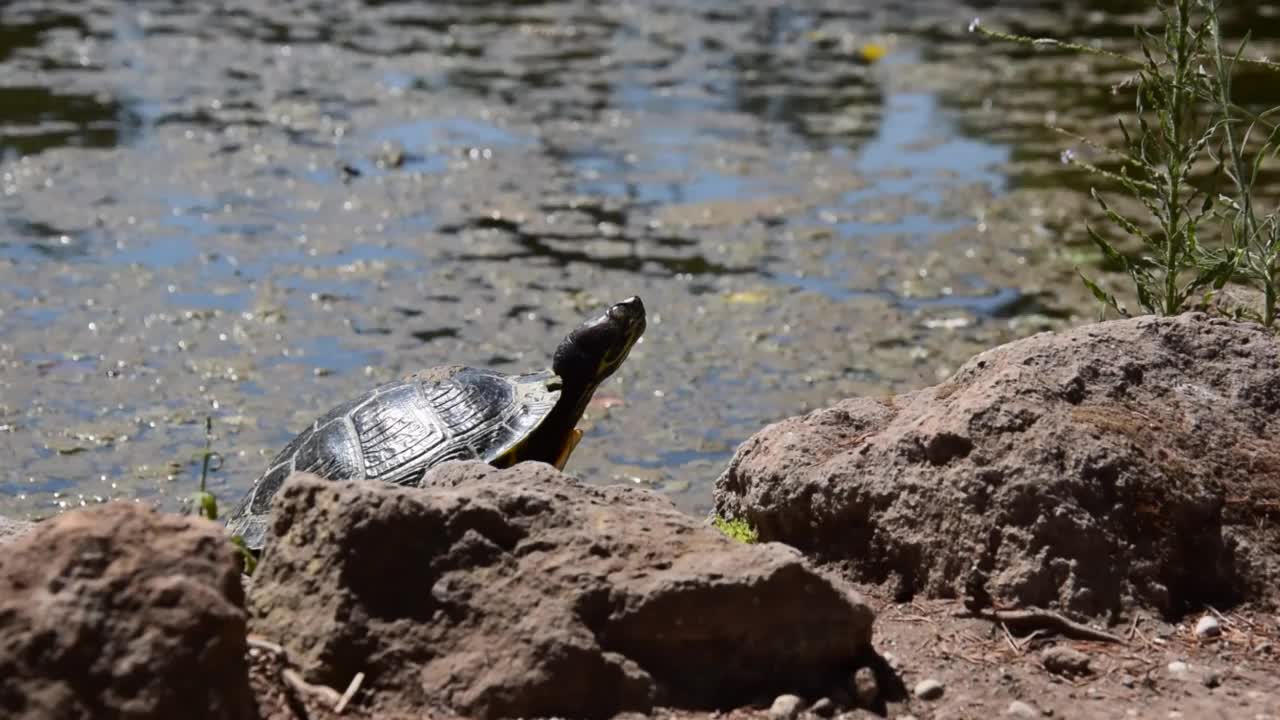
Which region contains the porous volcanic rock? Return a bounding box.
[0,503,252,720]
[249,465,875,719]
[714,313,1280,618]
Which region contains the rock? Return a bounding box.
[810,697,836,717]
[0,516,33,543]
[1007,700,1041,718]
[1202,670,1221,688]
[852,666,878,707]
[881,651,901,670]
[714,314,1280,616]
[1041,646,1091,677]
[1194,615,1222,638]
[250,466,875,719]
[0,502,251,720]
[769,694,805,720]
[913,678,944,701]
[1167,661,1190,676]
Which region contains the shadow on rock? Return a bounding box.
[248,463,876,719]
[714,313,1280,620]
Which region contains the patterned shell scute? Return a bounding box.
[352,381,446,482]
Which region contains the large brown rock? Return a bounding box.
[715,313,1280,618]
[250,465,875,719]
[0,503,253,720]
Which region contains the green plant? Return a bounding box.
[194,416,222,521]
[712,515,759,544]
[974,1,1280,324]
[190,415,258,574]
[1205,11,1280,325]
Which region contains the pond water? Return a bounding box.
[2,0,1278,518]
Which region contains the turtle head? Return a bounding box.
[553,296,646,387]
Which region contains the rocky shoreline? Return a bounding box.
[2,313,1278,719]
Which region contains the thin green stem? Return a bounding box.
[1266,280,1276,326]
[1160,0,1190,314]
[974,26,1141,65]
[1208,3,1258,250]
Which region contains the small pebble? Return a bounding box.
[1202,670,1221,689]
[809,697,835,717]
[913,678,945,701]
[853,667,878,707]
[1041,646,1091,677]
[769,694,804,720]
[1195,615,1222,639]
[1119,674,1135,688]
[1167,661,1190,675]
[1006,700,1041,718]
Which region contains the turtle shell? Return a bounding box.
[225,365,561,549]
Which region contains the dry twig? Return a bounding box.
[248,636,287,657]
[335,672,365,715]
[969,608,1125,644]
[251,634,368,715]
[283,668,343,706]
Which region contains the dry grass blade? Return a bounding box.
[1126,614,1143,641]
[1001,622,1021,654]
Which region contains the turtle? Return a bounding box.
[225,296,646,550]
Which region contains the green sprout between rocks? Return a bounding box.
[192,415,257,575]
[194,416,221,521]
[712,515,759,544]
[973,0,1280,325]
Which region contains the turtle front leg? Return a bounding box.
[553,428,584,471]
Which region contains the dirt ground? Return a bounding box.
[857,597,1280,720]
[245,590,1280,720]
